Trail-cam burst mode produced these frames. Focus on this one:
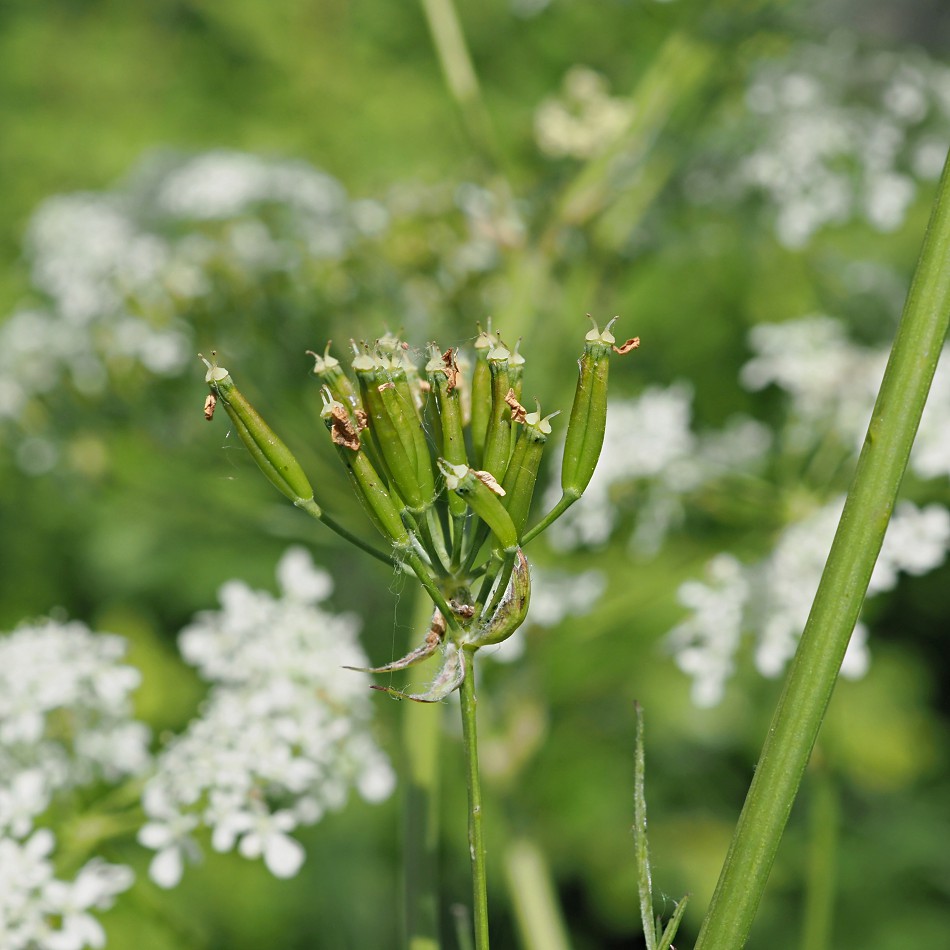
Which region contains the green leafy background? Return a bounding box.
[2,1,949,947]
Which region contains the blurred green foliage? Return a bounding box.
[2,0,950,948]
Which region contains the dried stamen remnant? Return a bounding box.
[442,348,460,393]
[505,389,527,424]
[613,336,640,355]
[327,402,361,451]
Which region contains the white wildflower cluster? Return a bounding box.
[535,66,634,160]
[0,618,151,821]
[545,383,771,551]
[667,499,950,707]
[0,618,146,948]
[742,315,950,481]
[686,36,950,247]
[138,547,395,888]
[0,150,356,438]
[0,834,133,950]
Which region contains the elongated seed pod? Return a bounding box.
[320,389,409,545]
[469,328,495,466]
[439,460,518,553]
[381,355,436,508]
[426,346,468,520]
[201,356,313,505]
[501,408,556,539]
[560,317,617,499]
[352,348,419,503]
[480,342,513,482]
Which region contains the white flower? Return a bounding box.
[140,547,394,884]
[0,618,150,827]
[0,829,131,950]
[544,385,768,553]
[694,38,950,246]
[667,499,950,705]
[666,554,749,708]
[137,811,201,889]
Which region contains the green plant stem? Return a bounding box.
[503,838,571,950]
[694,150,950,950]
[633,704,657,950]
[296,498,399,568]
[521,493,577,547]
[404,593,444,950]
[417,0,500,173]
[459,648,490,950]
[800,759,839,950]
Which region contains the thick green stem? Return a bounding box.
[459,649,490,950]
[695,150,950,950]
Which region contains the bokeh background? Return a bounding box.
[3,0,950,947]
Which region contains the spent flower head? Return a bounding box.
[202,318,638,701]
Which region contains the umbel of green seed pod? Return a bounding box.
[200,354,314,506]
[561,317,639,499]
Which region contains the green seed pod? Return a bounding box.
[480,341,513,482]
[469,326,496,466]
[380,353,436,509]
[560,317,617,499]
[502,404,557,539]
[320,388,410,546]
[439,460,518,553]
[351,347,421,507]
[426,345,468,520]
[201,354,313,505]
[467,548,530,647]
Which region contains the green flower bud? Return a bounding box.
[439,460,518,553]
[201,354,313,505]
